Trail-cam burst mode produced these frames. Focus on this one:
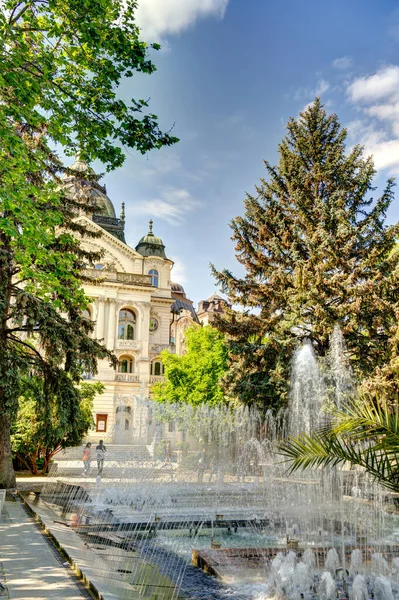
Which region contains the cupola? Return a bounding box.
[135,220,166,259]
[63,154,126,242]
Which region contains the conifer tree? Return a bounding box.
[212,99,399,411]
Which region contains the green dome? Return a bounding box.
[135,220,166,258]
[63,154,116,218]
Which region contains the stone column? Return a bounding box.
[136,302,150,383]
[96,297,106,340]
[107,299,117,350]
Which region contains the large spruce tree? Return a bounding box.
[212,99,399,411]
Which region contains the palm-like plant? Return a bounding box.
[278,397,399,493]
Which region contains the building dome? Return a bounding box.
[64,153,93,175]
[63,154,116,218]
[171,282,185,294]
[135,220,166,259]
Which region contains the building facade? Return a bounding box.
[64,156,210,445]
[197,294,231,326]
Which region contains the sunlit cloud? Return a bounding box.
[348,65,399,103]
[332,56,353,70]
[169,256,188,284]
[346,65,399,175]
[294,79,330,103]
[135,187,202,225]
[135,0,230,41]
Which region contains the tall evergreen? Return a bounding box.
[212,99,399,410]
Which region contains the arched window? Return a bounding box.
[148,269,159,287]
[118,309,136,340]
[151,360,165,376]
[118,355,134,373]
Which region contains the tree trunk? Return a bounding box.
[0,412,16,488]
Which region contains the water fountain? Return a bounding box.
[34,328,399,600]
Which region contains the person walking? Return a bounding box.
[82,442,92,475]
[96,440,107,474]
[208,455,217,483]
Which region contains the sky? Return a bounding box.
[91,0,399,306]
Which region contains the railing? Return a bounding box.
[93,215,122,227]
[114,373,140,383]
[149,343,174,354]
[115,340,141,350]
[82,269,151,287]
[149,375,165,383]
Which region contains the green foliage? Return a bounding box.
[212,99,399,411]
[11,379,104,474]
[0,0,178,167]
[152,326,229,405]
[0,0,178,487]
[278,396,399,493]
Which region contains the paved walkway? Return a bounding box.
[0,494,91,600]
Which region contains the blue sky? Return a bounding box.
[92,0,399,306]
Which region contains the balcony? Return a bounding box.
[149,343,174,355]
[82,268,151,287]
[115,340,141,350]
[115,373,140,383]
[149,376,165,383]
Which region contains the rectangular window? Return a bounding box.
[96,414,108,432]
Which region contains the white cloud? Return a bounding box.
[346,65,399,175]
[348,65,399,103]
[366,138,399,171]
[135,0,229,40]
[332,56,353,70]
[315,79,329,96]
[142,153,181,176]
[169,256,187,283]
[366,102,399,121]
[135,187,201,225]
[294,79,329,102]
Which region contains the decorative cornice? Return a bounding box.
[83,241,125,272]
[114,348,140,356]
[114,373,140,383]
[145,258,164,269]
[150,296,173,304]
[74,214,143,260]
[82,269,151,288]
[135,301,151,309]
[115,340,141,350]
[149,343,172,355]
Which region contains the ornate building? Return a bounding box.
[197,294,231,326]
[64,156,202,444]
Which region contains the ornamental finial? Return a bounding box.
[149,219,153,234]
